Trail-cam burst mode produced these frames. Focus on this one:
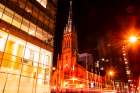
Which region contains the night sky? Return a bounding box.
[53,0,140,80]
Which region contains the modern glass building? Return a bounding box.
[0,0,57,93]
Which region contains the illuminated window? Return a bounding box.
[38,12,44,22]
[1,8,14,24]
[28,22,36,36]
[40,49,52,67]
[25,2,32,13]
[21,65,34,77]
[21,18,29,32]
[5,34,26,57]
[42,30,48,41]
[0,73,7,93]
[32,7,39,18]
[0,30,8,52]
[18,0,26,9]
[19,76,35,93]
[36,0,47,8]
[39,49,47,66]
[24,43,40,66]
[44,15,49,25]
[0,3,5,18]
[12,13,22,28]
[37,67,45,79]
[36,27,43,40]
[2,55,22,75]
[4,74,19,93]
[36,78,45,93]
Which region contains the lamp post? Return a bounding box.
[108,70,115,89]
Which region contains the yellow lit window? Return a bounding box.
[42,30,48,42]
[1,8,14,24]
[21,18,29,32]
[12,13,22,28]
[0,30,8,52]
[36,27,42,40]
[0,3,5,18]
[5,35,26,57]
[28,23,36,36]
[22,65,34,77]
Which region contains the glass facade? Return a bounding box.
[0,29,52,93]
[0,0,55,92]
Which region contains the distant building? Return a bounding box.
[78,53,93,65]
[78,53,94,71]
[0,0,57,93]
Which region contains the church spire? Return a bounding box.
[64,0,72,33]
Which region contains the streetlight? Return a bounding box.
[52,67,56,71]
[108,70,115,89]
[128,36,138,43]
[109,70,114,77]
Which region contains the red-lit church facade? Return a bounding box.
[51,1,104,89]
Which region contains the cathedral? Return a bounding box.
[51,0,104,90]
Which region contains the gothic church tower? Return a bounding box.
[61,0,78,71]
[51,0,78,88]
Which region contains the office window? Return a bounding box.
[38,12,44,23]
[19,76,35,93]
[25,2,33,13]
[5,34,26,57]
[18,0,26,9]
[21,65,35,77]
[2,8,14,24]
[42,30,48,42]
[21,18,29,32]
[24,43,40,66]
[49,23,54,29]
[12,13,22,28]
[1,54,22,74]
[36,78,45,93]
[4,74,19,93]
[0,3,5,18]
[28,22,36,36]
[0,30,8,52]
[36,27,42,40]
[0,73,7,93]
[32,6,39,19]
[44,15,49,25]
[38,67,45,79]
